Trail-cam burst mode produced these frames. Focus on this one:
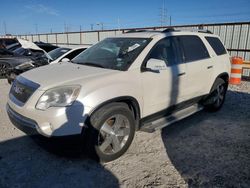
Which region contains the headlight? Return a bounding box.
[36,85,81,110]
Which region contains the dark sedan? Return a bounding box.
[0,47,48,78]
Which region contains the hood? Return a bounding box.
[16,38,51,59]
[17,38,43,51]
[0,56,33,67]
[20,62,119,90]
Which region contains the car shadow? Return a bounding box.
[0,135,119,187]
[161,90,250,187]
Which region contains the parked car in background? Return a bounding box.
[0,38,22,51]
[34,41,58,52]
[49,46,90,64]
[0,39,49,78]
[0,38,18,49]
[6,29,231,162]
[6,46,90,83]
[0,48,14,56]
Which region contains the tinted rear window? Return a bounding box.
[205,36,227,56]
[179,35,209,62]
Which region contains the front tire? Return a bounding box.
[0,62,10,78]
[83,103,135,162]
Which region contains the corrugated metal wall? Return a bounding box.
[176,22,250,60]
[1,22,250,60]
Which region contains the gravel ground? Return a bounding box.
[0,79,249,188]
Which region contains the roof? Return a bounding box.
[115,28,215,39]
[115,31,164,38]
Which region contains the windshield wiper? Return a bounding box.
[76,62,105,68]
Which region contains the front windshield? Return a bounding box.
[72,38,151,71]
[48,47,71,61]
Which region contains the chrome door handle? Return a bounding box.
[178,72,186,76]
[207,65,213,69]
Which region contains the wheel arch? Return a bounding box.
[217,72,229,83]
[87,96,141,130]
[210,72,229,92]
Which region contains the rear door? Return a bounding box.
[179,35,213,99]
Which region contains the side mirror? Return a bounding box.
[61,58,70,62]
[142,58,167,73]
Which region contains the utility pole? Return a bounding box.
[170,16,172,26]
[64,22,67,33]
[35,24,38,34]
[117,18,120,31]
[101,22,104,30]
[3,21,7,35]
[90,24,94,31]
[160,0,167,26]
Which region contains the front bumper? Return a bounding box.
[6,103,39,135]
[7,76,91,137]
[7,99,90,137]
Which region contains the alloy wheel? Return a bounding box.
[0,63,8,77]
[98,114,131,155]
[214,84,225,107]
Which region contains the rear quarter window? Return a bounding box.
[205,36,227,56]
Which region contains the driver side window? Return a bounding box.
[148,37,181,66]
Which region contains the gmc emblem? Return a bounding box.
[13,84,24,95]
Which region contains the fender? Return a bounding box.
[88,96,141,130]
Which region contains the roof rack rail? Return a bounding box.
[162,28,177,32]
[197,29,213,34]
[124,28,213,34]
[125,29,150,33]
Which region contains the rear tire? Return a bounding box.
[204,78,227,112]
[83,102,135,162]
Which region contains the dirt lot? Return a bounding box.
[0,79,249,188]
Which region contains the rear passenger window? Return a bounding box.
[205,37,227,56]
[179,36,209,62]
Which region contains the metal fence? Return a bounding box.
[1,21,250,60]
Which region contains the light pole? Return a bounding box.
[96,22,104,31]
[90,24,94,31]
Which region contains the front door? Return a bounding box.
[141,36,187,117]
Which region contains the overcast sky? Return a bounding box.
[0,0,249,35]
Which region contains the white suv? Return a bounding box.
[7,29,231,161]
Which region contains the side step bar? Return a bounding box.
[140,104,204,133]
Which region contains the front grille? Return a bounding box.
[10,76,40,106]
